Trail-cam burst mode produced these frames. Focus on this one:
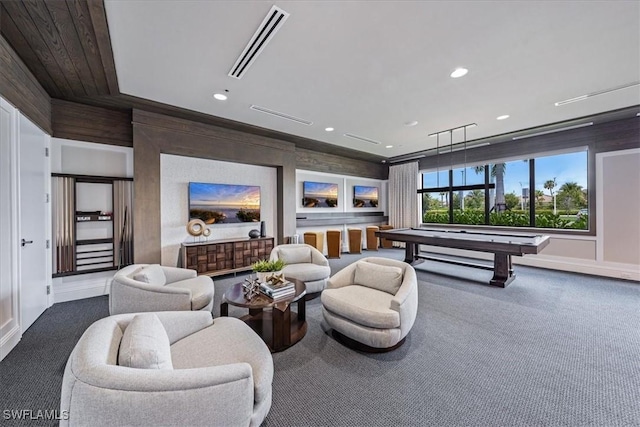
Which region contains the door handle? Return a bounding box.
[21,239,33,247]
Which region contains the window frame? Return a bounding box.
[419,149,591,235]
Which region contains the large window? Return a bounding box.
[419,150,589,230]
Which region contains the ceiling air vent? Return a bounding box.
[343,133,382,145]
[228,5,290,79]
[250,105,313,126]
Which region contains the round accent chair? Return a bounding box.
[269,244,331,299]
[321,257,418,352]
[60,311,273,427]
[109,264,214,315]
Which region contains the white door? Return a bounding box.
[18,114,49,331]
[0,98,20,360]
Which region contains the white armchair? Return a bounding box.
[109,264,214,315]
[321,257,418,351]
[60,311,273,427]
[269,244,331,296]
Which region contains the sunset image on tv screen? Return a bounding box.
[353,186,379,208]
[303,181,338,208]
[189,182,260,224]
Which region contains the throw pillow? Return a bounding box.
[133,264,166,286]
[279,246,312,265]
[119,313,173,370]
[353,261,404,295]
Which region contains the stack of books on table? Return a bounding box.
[260,280,296,300]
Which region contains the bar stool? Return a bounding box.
[366,226,379,251]
[348,228,362,254]
[379,225,394,249]
[326,230,342,258]
[303,231,324,253]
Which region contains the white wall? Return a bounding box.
[296,169,388,252]
[599,149,640,266]
[50,138,133,302]
[51,138,132,176]
[160,154,277,266]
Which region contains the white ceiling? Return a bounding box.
[104,1,640,159]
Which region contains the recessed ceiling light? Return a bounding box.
[325,127,334,132]
[385,145,393,148]
[404,121,418,127]
[213,93,227,101]
[497,115,510,120]
[450,68,468,78]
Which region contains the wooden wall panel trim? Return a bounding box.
[279,161,297,245]
[51,98,132,146]
[62,93,385,164]
[124,95,382,163]
[132,126,161,264]
[295,147,388,180]
[0,33,50,103]
[592,118,640,152]
[0,35,51,133]
[132,110,296,154]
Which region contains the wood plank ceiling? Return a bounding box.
[0,0,117,98]
[0,0,385,164]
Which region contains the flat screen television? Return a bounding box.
[302,181,338,208]
[189,182,260,224]
[353,185,379,208]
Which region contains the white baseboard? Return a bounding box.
[419,246,639,282]
[53,272,114,303]
[515,255,640,281]
[0,324,21,362]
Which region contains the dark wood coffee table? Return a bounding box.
[220,278,307,352]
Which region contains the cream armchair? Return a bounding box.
[269,244,331,296]
[60,311,273,427]
[109,264,214,315]
[321,257,418,351]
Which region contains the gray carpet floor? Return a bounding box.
[1,249,639,426]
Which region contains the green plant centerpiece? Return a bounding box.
[251,259,286,283]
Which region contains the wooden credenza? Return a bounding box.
[181,236,274,277]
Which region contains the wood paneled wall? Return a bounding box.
[296,147,388,180]
[132,110,298,264]
[51,99,132,146]
[0,35,51,133]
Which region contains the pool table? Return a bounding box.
[375,227,550,287]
